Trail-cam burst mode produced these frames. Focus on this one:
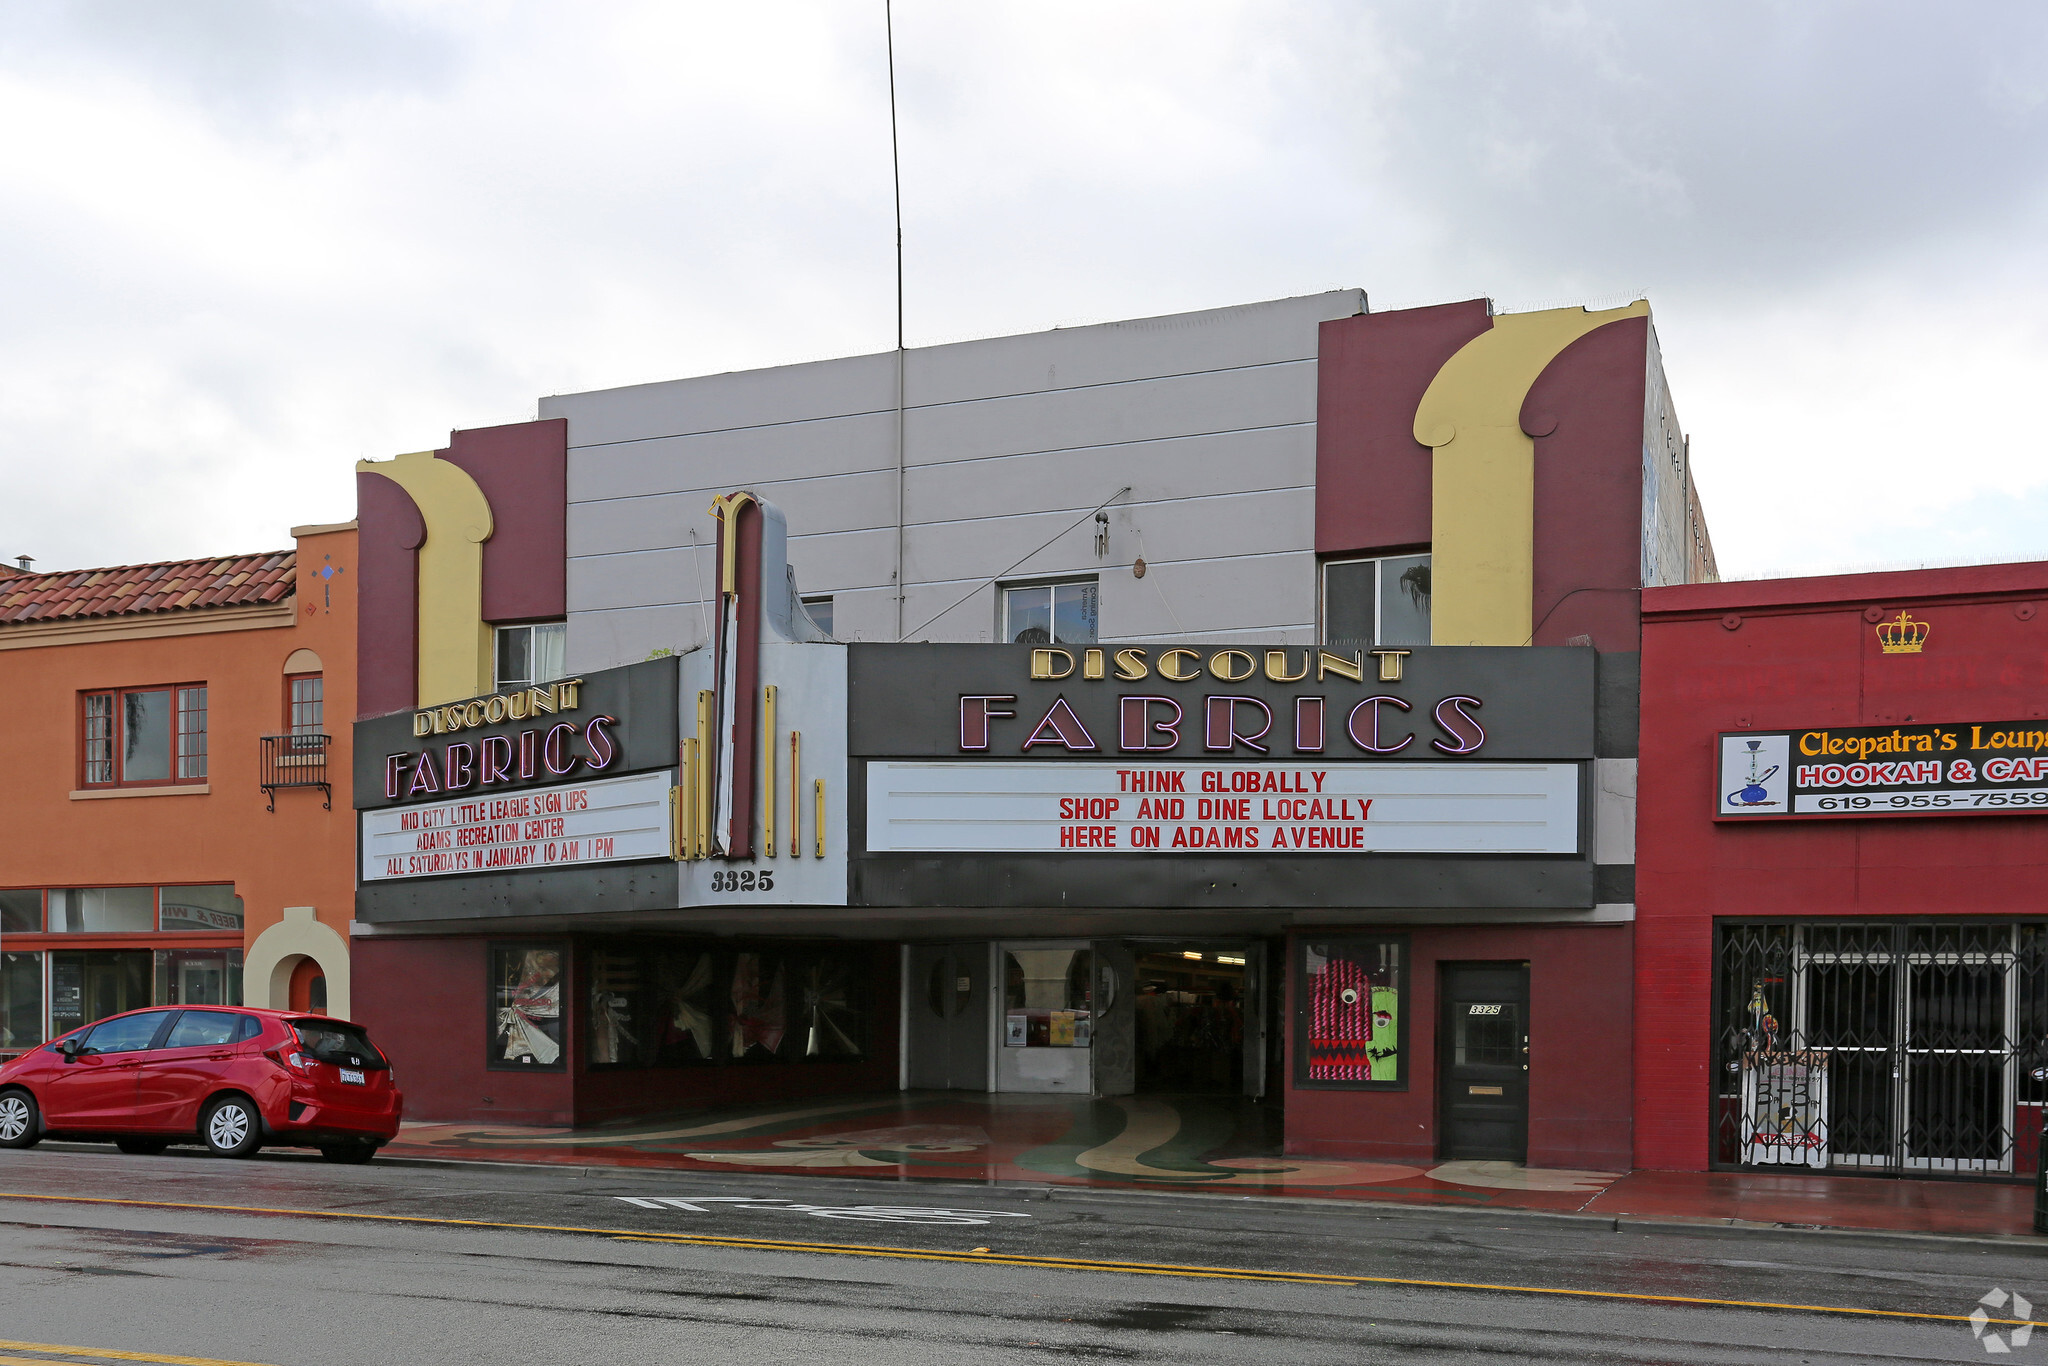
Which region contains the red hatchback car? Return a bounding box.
[0,1006,402,1163]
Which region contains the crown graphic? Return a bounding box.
[1875,610,1929,654]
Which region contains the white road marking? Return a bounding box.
[613,1195,1033,1225]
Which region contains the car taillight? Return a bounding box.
[264,1048,317,1072]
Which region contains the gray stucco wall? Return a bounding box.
[542,291,1365,672]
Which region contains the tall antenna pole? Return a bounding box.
[887,0,907,640]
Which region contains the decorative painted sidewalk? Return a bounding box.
[382,1090,2040,1239]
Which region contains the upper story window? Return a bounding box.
[81,685,207,788]
[495,622,567,691]
[1002,579,1098,645]
[287,674,323,735]
[1322,554,1431,649]
[801,595,834,637]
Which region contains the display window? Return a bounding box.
[1,953,43,1050]
[581,942,870,1069]
[1003,946,1095,1048]
[588,944,719,1068]
[0,885,244,1052]
[489,942,566,1069]
[794,958,865,1060]
[50,949,152,1038]
[156,948,243,1006]
[728,951,788,1061]
[1295,935,1407,1089]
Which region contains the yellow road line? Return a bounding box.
[0,1190,2025,1330]
[0,1342,277,1366]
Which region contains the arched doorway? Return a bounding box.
[287,956,329,1014]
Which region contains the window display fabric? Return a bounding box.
[1307,949,1399,1083]
[495,948,563,1066]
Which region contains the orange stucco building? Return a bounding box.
[0,523,358,1053]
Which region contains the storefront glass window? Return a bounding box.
[154,949,243,1006]
[49,950,153,1038]
[1,953,43,1050]
[795,959,865,1059]
[490,943,565,1069]
[0,889,40,933]
[49,887,156,933]
[584,944,868,1068]
[588,945,719,1068]
[1003,947,1094,1047]
[1296,936,1406,1089]
[158,885,244,933]
[729,952,788,1060]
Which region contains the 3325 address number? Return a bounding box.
[709,869,774,892]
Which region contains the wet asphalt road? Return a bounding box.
[0,1144,2039,1364]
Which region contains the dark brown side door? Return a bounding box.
[1439,963,1530,1161]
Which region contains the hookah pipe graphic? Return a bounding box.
[1727,738,1780,806]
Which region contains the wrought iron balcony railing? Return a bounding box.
[259,733,331,811]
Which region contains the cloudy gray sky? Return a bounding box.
[4,1,2044,578]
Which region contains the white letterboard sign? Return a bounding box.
[865,761,1579,855]
[362,769,673,881]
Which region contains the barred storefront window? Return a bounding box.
[1715,919,2048,1176]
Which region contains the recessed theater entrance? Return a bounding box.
[1130,943,1264,1096]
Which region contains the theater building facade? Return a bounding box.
[352,291,1713,1169]
[1637,560,2048,1178]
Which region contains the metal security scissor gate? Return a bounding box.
[1713,920,2048,1177]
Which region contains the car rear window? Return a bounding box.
[291,1020,388,1070]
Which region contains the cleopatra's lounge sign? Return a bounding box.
[1718,719,2048,819]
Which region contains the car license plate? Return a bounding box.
[339,1069,365,1085]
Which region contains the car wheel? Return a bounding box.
[318,1140,378,1165]
[0,1091,39,1149]
[201,1097,263,1158]
[115,1138,170,1156]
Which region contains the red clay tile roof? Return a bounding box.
[0,550,296,626]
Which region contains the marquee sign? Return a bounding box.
[866,760,1580,855]
[354,657,678,812]
[361,768,675,881]
[849,643,1600,764]
[1718,720,2048,819]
